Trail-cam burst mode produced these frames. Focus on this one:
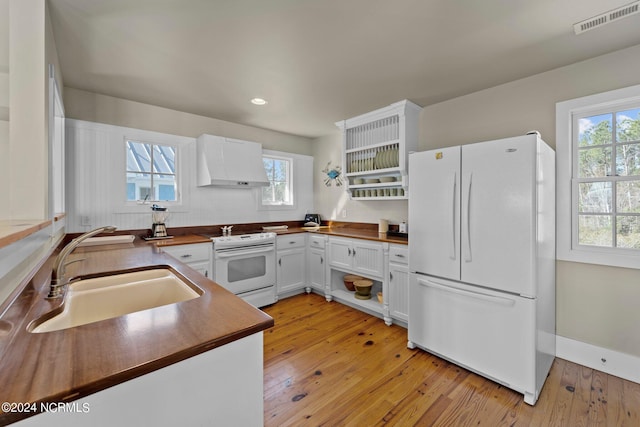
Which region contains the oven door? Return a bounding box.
[213,244,275,295]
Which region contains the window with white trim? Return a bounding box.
[126,140,178,202]
[261,155,293,207]
[557,84,640,269]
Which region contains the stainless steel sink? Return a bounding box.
[29,268,202,333]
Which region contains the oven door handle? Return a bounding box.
[214,245,274,259]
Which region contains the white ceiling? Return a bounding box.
[47,0,640,138]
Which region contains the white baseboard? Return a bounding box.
[556,335,640,384]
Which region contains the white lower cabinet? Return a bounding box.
[307,234,327,294]
[388,244,409,323]
[328,237,384,278]
[161,242,212,278]
[327,236,393,325]
[276,234,307,297]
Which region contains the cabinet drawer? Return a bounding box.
[162,243,211,263]
[389,245,408,265]
[308,234,326,249]
[277,233,306,250]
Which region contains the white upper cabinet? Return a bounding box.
[335,100,421,200]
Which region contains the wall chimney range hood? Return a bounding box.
[196,134,269,188]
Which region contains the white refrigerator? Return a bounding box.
[407,133,555,405]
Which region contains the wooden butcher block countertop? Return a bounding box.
[0,239,273,425]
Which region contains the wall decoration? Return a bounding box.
[322,161,343,187]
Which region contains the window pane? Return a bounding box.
[578,182,612,213]
[273,159,288,181]
[616,216,640,249]
[152,145,175,173]
[578,113,612,147]
[127,141,152,172]
[262,156,293,206]
[263,159,274,178]
[578,215,612,247]
[617,181,640,213]
[158,184,176,201]
[616,108,640,143]
[578,147,612,177]
[127,172,151,201]
[615,143,640,176]
[262,185,274,203]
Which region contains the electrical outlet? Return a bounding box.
[341,209,347,218]
[81,215,91,226]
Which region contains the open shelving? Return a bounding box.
[335,100,421,200]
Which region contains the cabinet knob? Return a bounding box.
[289,241,296,245]
[278,258,282,266]
[352,249,356,256]
[390,272,393,281]
[181,254,192,259]
[395,254,405,258]
[320,256,323,264]
[347,248,352,256]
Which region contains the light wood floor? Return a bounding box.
[263,293,640,426]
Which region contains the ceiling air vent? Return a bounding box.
[573,1,639,34]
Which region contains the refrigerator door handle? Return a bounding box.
[464,173,473,262]
[419,277,516,307]
[450,171,457,260]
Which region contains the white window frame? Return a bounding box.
[259,150,296,211]
[556,83,640,269]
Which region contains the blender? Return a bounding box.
[151,204,170,238]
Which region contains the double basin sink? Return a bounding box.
[28,268,203,333]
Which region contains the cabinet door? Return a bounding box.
[352,240,384,279]
[162,243,212,279]
[189,260,211,278]
[308,248,325,292]
[277,250,306,294]
[388,263,409,322]
[328,238,353,270]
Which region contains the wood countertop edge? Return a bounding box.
[0,219,52,250]
[0,244,273,425]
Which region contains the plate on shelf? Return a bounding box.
[380,176,396,183]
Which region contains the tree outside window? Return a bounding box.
[575,107,640,249]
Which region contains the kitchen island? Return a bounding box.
[0,239,273,425]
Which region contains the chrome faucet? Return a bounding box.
[47,226,117,299]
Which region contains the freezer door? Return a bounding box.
[408,147,461,280]
[408,274,537,402]
[461,136,536,296]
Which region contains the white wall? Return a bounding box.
[65,119,314,233]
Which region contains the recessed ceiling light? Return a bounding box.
[251,98,268,105]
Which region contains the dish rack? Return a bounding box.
[336,100,421,200]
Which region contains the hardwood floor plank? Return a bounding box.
[619,379,640,426]
[263,294,640,427]
[588,369,608,426]
[568,364,594,427]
